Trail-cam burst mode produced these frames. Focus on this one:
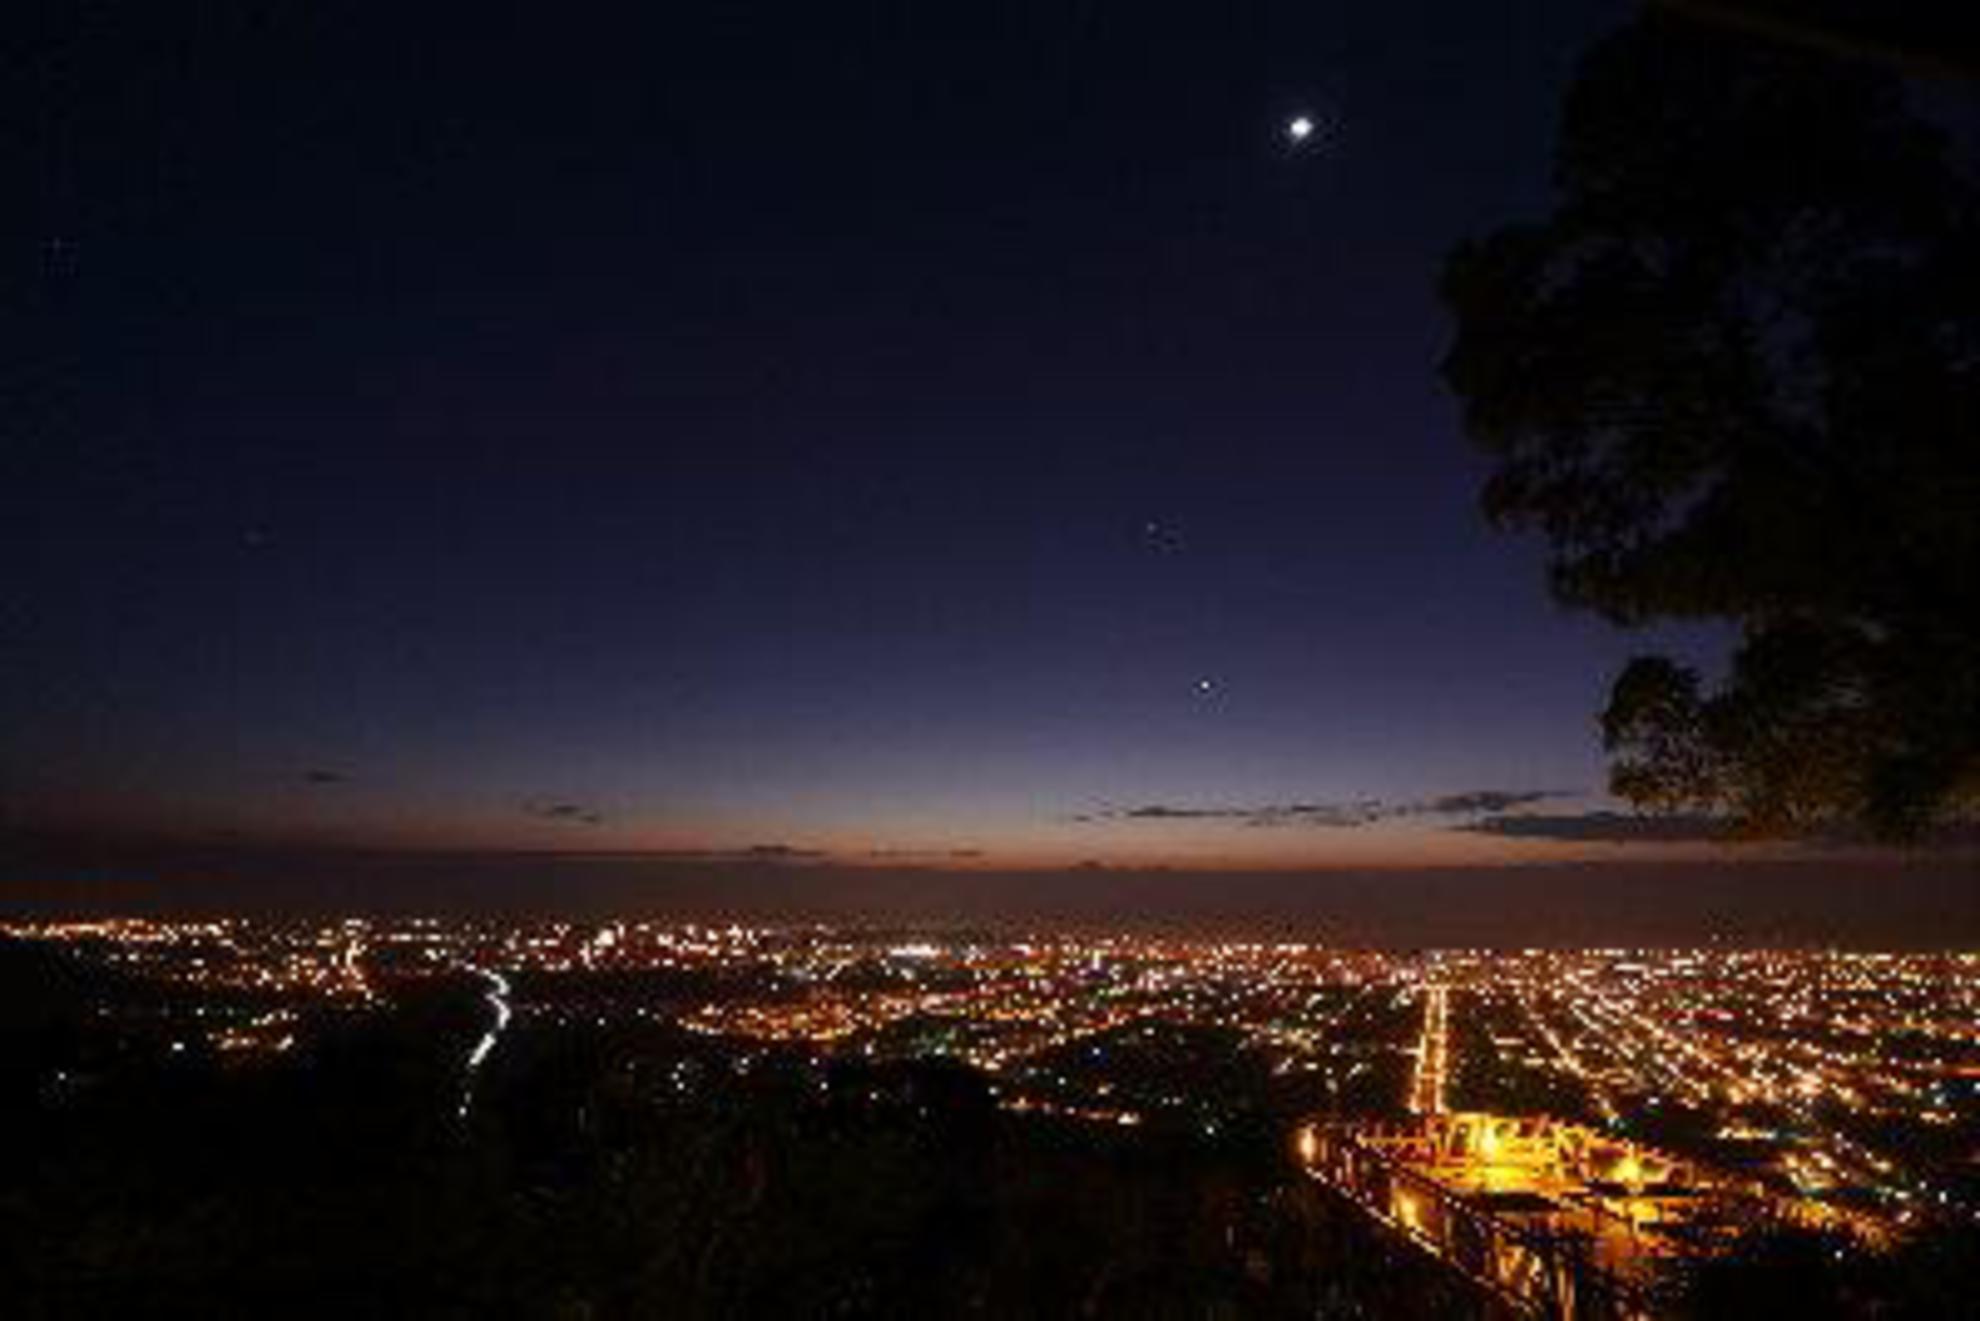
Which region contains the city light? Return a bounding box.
[7,918,1974,1251]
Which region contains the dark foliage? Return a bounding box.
[1665,1221,1980,1319]
[0,959,1475,1319]
[1441,11,1979,839]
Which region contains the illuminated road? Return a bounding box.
[1410,984,1449,1115]
[458,966,512,1119]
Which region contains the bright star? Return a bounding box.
[1287,115,1315,143]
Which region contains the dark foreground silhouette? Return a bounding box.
[0,945,1479,1319]
[5,939,1973,1318]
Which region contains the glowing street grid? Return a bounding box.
[11,919,1976,1232]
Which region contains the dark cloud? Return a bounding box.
[866,847,987,861]
[1408,790,1564,816]
[1085,790,1574,830]
[1244,802,1388,829]
[1109,802,1382,827]
[1458,812,1980,848]
[303,769,350,785]
[1458,811,1730,843]
[524,800,605,827]
[546,845,832,863]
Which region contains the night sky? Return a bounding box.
[20,1,1960,912]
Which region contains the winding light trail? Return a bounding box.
[458,965,512,1119]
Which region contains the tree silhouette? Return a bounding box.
[1441,10,1978,840]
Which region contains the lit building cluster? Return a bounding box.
[1419,949,1980,1221]
[6,919,1974,1228]
[1295,1110,1879,1318]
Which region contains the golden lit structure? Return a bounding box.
[1294,1112,1831,1319]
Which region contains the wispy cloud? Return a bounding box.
[1460,812,1980,849]
[554,844,833,863]
[1078,789,1574,830]
[866,846,987,861]
[303,768,351,786]
[737,843,828,860]
[1409,790,1560,816]
[1458,811,1729,843]
[524,799,606,827]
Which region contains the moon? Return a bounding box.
[1287,115,1315,144]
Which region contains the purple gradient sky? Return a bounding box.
[11,1,1874,881]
